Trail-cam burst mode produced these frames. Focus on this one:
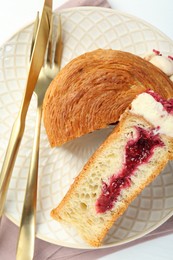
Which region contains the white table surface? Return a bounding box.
[0,1,173,259]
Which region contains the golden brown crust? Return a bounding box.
[43,49,173,147]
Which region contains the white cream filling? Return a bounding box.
[130,93,173,137]
[150,55,173,76]
[143,51,173,81]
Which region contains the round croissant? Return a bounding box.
[43,49,173,147]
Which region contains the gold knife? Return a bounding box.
[0,0,52,220]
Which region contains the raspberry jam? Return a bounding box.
[95,127,164,213]
[147,90,173,114]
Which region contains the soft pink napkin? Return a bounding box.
[1,0,173,259]
[57,0,111,9]
[1,215,173,260]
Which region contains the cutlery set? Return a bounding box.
[0,0,62,259]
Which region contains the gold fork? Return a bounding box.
[16,15,62,260]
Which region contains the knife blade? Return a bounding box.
[0,0,52,219]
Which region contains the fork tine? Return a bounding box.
[30,12,39,60]
[47,15,54,65]
[54,15,63,69]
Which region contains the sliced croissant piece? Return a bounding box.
[43,49,173,147]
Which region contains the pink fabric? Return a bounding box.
[1,0,173,259]
[1,215,173,260]
[56,0,111,10]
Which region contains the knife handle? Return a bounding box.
[0,114,25,218]
[16,105,42,260]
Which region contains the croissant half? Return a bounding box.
[43,49,173,147]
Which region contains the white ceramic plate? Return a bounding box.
[0,7,173,249]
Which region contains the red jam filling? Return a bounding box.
[95,127,164,213]
[153,49,162,56]
[146,90,173,114]
[168,55,173,61]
